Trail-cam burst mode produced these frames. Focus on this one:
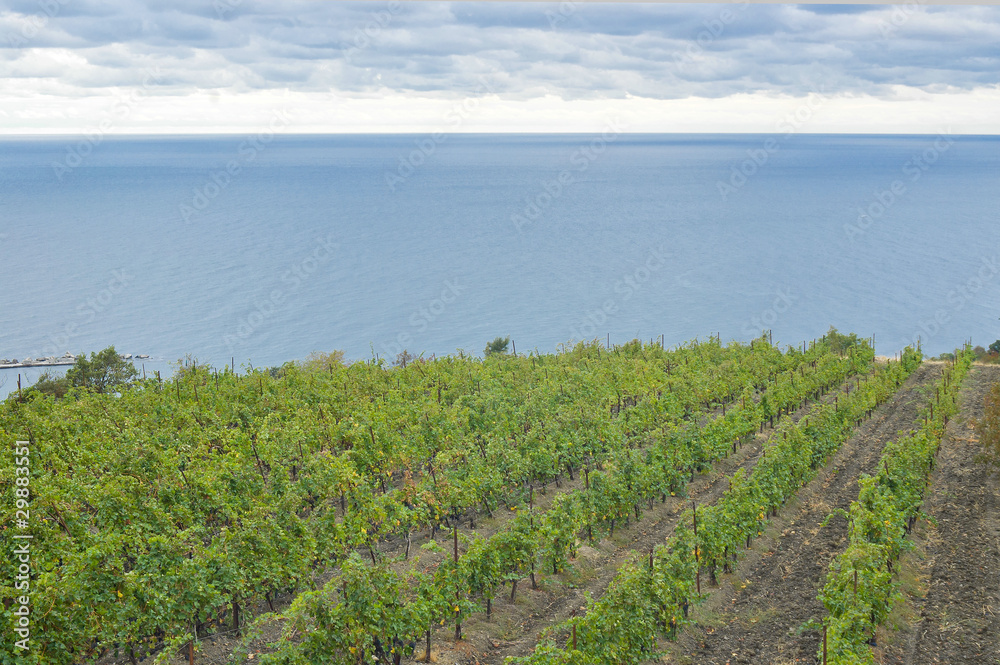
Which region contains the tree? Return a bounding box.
[394,350,415,368]
[30,371,70,398]
[65,346,138,393]
[303,350,345,372]
[824,327,860,354]
[989,340,1000,355]
[484,336,510,357]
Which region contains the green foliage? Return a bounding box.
[511,339,911,665]
[260,554,423,665]
[818,345,974,664]
[0,331,897,664]
[824,327,863,354]
[484,336,511,357]
[64,346,138,393]
[28,371,70,398]
[301,349,345,371]
[975,343,1000,364]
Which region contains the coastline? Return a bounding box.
[0,353,150,370]
[0,359,76,370]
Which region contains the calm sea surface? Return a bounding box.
[2,133,998,396]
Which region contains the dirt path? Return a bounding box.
[883,363,1000,665]
[120,367,871,665]
[661,361,943,665]
[427,425,764,664]
[437,369,874,665]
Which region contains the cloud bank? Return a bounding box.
[1,1,998,133]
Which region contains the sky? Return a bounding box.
[1,1,999,134]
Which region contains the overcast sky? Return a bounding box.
[1,1,999,134]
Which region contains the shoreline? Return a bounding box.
[0,359,76,370]
[0,353,150,370]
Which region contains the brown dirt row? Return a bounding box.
[660,361,943,665]
[880,363,1000,665]
[121,364,867,665]
[424,368,875,665]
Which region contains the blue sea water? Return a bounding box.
[1,133,999,396]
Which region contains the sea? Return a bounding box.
[2,133,999,398]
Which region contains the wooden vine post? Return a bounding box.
[454,526,462,641]
[233,596,240,636]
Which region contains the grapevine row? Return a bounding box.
[248,338,874,664]
[0,334,829,663]
[509,344,922,665]
[817,346,974,664]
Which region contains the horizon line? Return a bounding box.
[0,130,993,137]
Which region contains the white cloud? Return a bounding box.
[0,2,998,133]
[2,85,998,135]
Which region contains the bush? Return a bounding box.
[824,327,861,353]
[302,350,345,372]
[394,350,416,368]
[484,336,510,357]
[975,382,1000,469]
[31,372,71,398]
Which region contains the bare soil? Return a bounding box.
[880,363,1000,665]
[660,361,943,665]
[108,367,883,665]
[423,369,876,665]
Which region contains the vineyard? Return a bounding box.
[1,331,995,665]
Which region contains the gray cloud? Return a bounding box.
[1,1,998,101]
